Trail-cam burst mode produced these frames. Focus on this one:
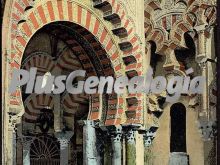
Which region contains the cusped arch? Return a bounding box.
[146,27,166,53]
[170,21,193,48]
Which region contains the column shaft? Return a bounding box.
[196,31,209,117]
[111,129,122,165]
[22,137,34,165]
[60,142,69,165]
[126,143,136,165]
[8,114,18,165]
[12,132,16,165]
[112,141,121,165]
[83,120,98,165]
[104,141,111,165]
[55,131,73,165]
[126,129,136,165]
[23,149,30,165]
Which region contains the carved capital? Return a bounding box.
[198,61,207,70]
[8,113,22,132]
[57,138,70,149]
[143,130,156,147]
[110,126,122,143]
[197,120,217,141]
[125,129,136,143]
[55,131,74,150]
[20,136,35,151]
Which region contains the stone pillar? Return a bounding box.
[103,140,111,165]
[12,132,16,165]
[22,136,35,165]
[136,133,144,165]
[8,113,18,165]
[195,30,209,118]
[52,67,63,132]
[143,130,156,164]
[83,120,99,165]
[126,129,136,165]
[199,61,208,117]
[53,94,62,132]
[16,120,23,165]
[55,131,74,165]
[8,126,16,165]
[110,126,122,165]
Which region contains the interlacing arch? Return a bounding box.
[144,0,216,53]
[143,0,216,144]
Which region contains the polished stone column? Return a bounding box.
[111,126,122,165]
[22,136,35,165]
[83,120,98,165]
[126,129,136,165]
[55,131,74,165]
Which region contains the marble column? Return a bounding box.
[22,136,35,165]
[126,129,136,165]
[55,131,74,165]
[111,126,122,165]
[83,120,99,165]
